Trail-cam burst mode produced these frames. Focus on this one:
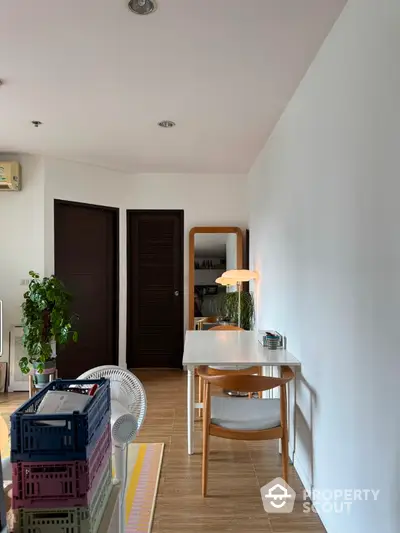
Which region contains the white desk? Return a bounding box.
[183,330,301,456]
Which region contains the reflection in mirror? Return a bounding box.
[189,228,243,330]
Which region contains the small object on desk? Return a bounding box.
[259,330,285,349]
[265,334,279,350]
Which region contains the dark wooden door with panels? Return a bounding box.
[54,200,119,378]
[126,210,184,368]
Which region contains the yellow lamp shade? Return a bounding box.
[222,269,258,282]
[215,276,237,286]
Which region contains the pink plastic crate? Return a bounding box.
[15,460,112,533]
[12,423,111,509]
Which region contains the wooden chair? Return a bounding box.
[204,316,219,323]
[207,325,242,331]
[198,366,295,497]
[197,326,261,412]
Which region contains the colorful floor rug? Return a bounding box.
[124,442,164,532]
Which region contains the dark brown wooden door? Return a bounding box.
[127,210,184,368]
[54,200,119,378]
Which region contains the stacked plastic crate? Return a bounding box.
[10,378,112,533]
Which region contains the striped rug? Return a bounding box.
[124,442,164,533]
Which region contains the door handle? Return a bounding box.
[174,291,179,297]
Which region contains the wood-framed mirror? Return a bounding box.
[188,227,243,330]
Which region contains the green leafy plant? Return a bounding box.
[214,291,255,331]
[19,271,78,374]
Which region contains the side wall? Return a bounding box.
[0,154,45,362]
[248,1,400,532]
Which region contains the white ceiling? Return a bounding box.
[0,0,346,174]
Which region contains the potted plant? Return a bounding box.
[215,291,255,330]
[19,271,78,387]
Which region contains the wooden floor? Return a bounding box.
[0,370,326,533]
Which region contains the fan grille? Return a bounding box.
[78,366,147,431]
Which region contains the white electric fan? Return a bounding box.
[78,365,147,533]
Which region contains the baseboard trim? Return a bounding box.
[293,456,333,533]
[290,446,295,464]
[293,454,313,495]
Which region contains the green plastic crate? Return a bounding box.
[15,458,112,533]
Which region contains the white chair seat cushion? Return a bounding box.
[211,397,281,431]
[208,365,255,371]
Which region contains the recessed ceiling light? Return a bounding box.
[158,120,176,128]
[128,0,157,15]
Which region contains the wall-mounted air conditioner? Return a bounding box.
[0,162,21,191]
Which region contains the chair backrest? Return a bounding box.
[209,325,243,331]
[203,317,219,324]
[197,365,294,393]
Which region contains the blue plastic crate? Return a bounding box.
[10,378,111,463]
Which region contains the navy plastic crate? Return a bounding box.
[10,378,111,463]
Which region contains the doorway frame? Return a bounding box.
[126,209,184,368]
[54,199,120,368]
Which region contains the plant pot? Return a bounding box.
[33,360,56,389]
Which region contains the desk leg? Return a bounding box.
[261,366,273,398]
[279,366,296,462]
[288,368,297,462]
[260,366,297,462]
[187,368,195,455]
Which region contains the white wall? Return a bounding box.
[248,1,400,532]
[0,154,45,362]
